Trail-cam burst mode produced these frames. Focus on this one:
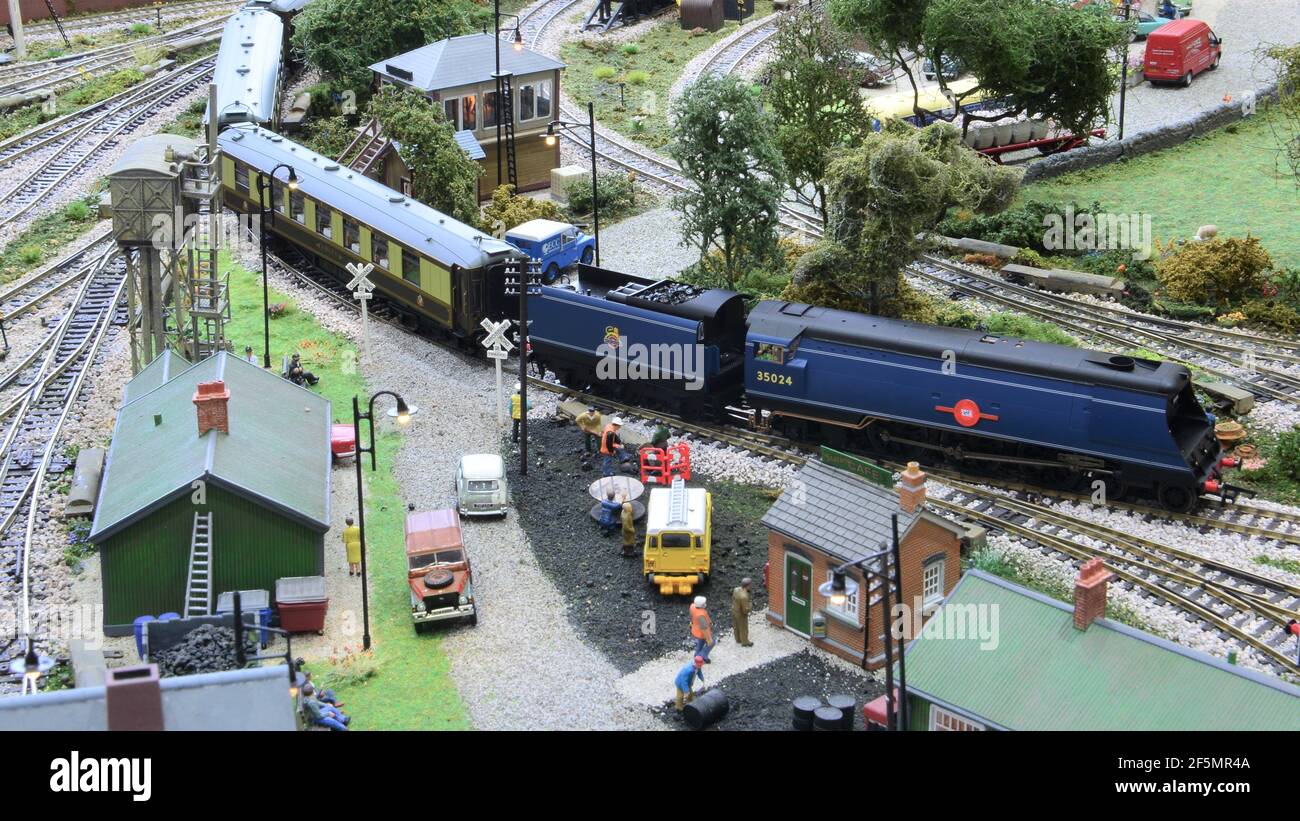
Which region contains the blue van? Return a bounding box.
[505,219,596,283]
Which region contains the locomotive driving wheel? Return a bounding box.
[1157,484,1197,513]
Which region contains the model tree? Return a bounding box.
[294,0,491,93]
[1267,43,1300,188]
[826,0,931,118]
[669,74,786,290]
[368,86,482,227]
[785,122,1020,318]
[765,6,871,224]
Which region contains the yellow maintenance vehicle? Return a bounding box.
[643,477,711,596]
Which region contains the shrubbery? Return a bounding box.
[1273,428,1300,483]
[1156,235,1272,306]
[481,184,565,233]
[938,200,1088,252]
[565,172,636,221]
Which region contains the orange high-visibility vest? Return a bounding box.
[600,424,621,455]
[690,604,712,641]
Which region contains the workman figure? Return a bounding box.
[575,405,603,453]
[673,656,705,712]
[651,423,670,449]
[510,383,532,444]
[620,501,637,556]
[690,595,714,663]
[731,578,754,646]
[342,516,362,577]
[599,489,623,536]
[600,416,631,476]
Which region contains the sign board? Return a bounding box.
[346,262,375,293]
[486,349,509,360]
[819,446,896,489]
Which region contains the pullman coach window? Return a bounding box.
[343,218,360,253]
[234,164,249,193]
[372,234,390,269]
[401,248,419,285]
[754,343,785,364]
[271,178,286,214]
[316,203,332,239]
[290,190,305,224]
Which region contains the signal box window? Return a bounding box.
[402,248,420,285]
[373,235,390,270]
[316,204,332,239]
[343,218,360,253]
[290,191,305,224]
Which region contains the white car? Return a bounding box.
[455,454,509,517]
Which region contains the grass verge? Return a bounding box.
[560,3,774,150]
[0,197,101,285]
[221,250,470,730]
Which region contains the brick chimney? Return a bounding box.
[105,664,165,731]
[193,380,230,436]
[898,462,927,513]
[1073,558,1114,631]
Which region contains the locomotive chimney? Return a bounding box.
[898,462,927,513]
[193,380,231,436]
[1073,558,1114,631]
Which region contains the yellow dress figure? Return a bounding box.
[343,518,362,577]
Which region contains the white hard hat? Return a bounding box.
[514,383,521,391]
[610,416,625,426]
[694,596,706,608]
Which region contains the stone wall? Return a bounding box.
[1021,84,1280,184]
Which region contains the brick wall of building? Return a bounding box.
[766,515,962,669]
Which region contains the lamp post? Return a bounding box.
[255,163,298,369]
[818,514,908,730]
[352,391,414,650]
[543,102,601,266]
[494,3,525,191]
[1118,0,1132,141]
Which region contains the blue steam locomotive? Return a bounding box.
[527,266,1227,511]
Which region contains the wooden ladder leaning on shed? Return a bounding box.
[337,119,390,175]
[183,512,214,617]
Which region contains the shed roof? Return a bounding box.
[453,130,486,161]
[90,352,332,543]
[123,349,190,404]
[761,459,922,563]
[108,134,201,178]
[369,33,564,93]
[902,571,1300,731]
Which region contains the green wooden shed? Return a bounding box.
[90,351,332,636]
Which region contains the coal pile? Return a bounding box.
[658,650,883,731]
[151,624,258,678]
[508,421,769,674]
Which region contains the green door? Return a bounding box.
[785,554,812,635]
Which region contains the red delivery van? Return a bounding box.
[1144,19,1222,87]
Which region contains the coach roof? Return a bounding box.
[219,124,521,269]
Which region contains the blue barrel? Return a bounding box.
[132,615,156,659]
[158,612,180,622]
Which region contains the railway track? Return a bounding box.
[0,17,223,98]
[0,227,115,322]
[910,256,1300,407]
[16,0,237,42]
[0,55,216,229]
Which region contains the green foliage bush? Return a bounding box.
[481,185,566,234]
[1273,428,1300,483]
[1156,236,1273,306]
[937,200,1095,253]
[620,43,642,55]
[130,23,152,35]
[980,312,1078,347]
[301,115,358,159]
[63,201,91,221]
[565,172,636,220]
[18,246,42,265]
[1238,298,1300,332]
[594,66,617,80]
[626,70,649,85]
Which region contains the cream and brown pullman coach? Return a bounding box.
[218,124,526,342]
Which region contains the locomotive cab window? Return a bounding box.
[234,164,249,194]
[343,218,360,253]
[316,204,332,239]
[754,343,785,364]
[290,190,305,224]
[373,235,390,269]
[401,248,419,285]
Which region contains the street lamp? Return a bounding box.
[352,390,414,650]
[255,163,298,369]
[543,102,601,266]
[817,514,909,730]
[494,3,525,191]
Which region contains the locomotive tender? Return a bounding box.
[526,270,1225,511]
[219,125,526,342]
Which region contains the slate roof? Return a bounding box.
[902,571,1300,731]
[761,459,921,563]
[369,33,565,93]
[454,130,486,161]
[90,352,332,543]
[122,349,190,404]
